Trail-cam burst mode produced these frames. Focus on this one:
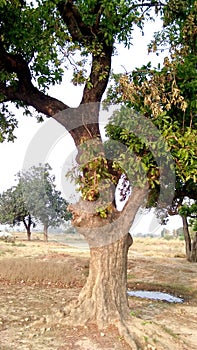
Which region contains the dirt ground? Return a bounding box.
[0,232,197,350]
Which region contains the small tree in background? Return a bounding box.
[0,184,35,240]
[178,202,197,262]
[18,164,71,241]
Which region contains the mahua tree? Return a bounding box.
[0,0,191,348]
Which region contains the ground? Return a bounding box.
[0,232,197,350]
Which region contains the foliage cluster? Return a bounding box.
[105,0,197,216]
[0,164,71,237]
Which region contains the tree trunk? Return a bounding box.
[43,224,48,242]
[66,232,132,329]
[23,216,32,241]
[190,232,197,262]
[182,215,197,262]
[27,228,31,241]
[66,187,147,329]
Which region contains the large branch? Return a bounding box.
[0,2,111,144]
[58,0,95,42]
[0,43,103,145]
[82,48,113,103]
[0,41,32,88]
[1,84,67,117]
[0,42,68,116]
[57,1,112,103]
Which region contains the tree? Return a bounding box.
[0,184,35,240]
[0,164,71,241]
[179,202,197,262]
[0,0,192,347]
[105,0,197,260]
[18,164,71,241]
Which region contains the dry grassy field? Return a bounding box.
[0,232,196,349]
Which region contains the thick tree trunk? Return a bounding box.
[182,215,197,262]
[66,187,147,329]
[67,232,133,329]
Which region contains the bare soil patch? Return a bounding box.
[0,233,197,349]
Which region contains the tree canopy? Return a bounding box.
[106,0,197,205]
[0,0,165,142]
[105,0,197,260]
[0,164,71,240]
[18,163,71,240]
[0,182,35,240]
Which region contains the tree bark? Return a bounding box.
[27,228,31,241]
[23,215,32,241]
[190,232,197,262]
[65,187,148,329]
[43,224,48,242]
[181,215,197,262]
[66,232,133,329]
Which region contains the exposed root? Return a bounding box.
[118,319,139,350]
[40,304,184,350]
[117,316,184,350]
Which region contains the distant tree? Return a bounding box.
[160,227,171,238]
[0,184,35,240]
[18,164,71,241]
[176,226,184,238]
[178,202,197,262]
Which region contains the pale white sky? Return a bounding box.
[0,18,182,233]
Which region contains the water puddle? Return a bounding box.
[127,290,184,303]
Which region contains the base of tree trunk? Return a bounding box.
[182,216,197,262]
[61,233,132,328]
[51,306,182,350]
[27,232,31,241]
[52,186,181,349]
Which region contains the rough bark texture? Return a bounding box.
[64,232,133,329]
[54,102,101,146]
[182,215,197,262]
[65,187,148,330]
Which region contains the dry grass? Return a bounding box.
[129,237,185,258]
[0,235,197,350]
[0,256,87,287]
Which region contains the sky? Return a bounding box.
[0,17,182,234]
